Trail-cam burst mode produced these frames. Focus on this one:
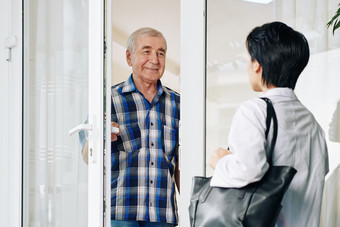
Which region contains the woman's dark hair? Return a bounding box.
[246,21,310,89]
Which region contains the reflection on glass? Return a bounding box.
[23,0,89,226]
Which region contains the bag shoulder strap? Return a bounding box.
[260,97,278,165]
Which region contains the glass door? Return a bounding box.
[22,0,107,226]
[175,1,340,226]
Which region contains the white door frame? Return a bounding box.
[179,0,206,226]
[88,0,106,226]
[0,0,22,226]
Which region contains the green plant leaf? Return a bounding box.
[334,20,340,34]
[327,3,340,35]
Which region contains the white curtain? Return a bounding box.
[274,0,340,53]
[25,0,89,226]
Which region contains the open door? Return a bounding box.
[22,0,109,226]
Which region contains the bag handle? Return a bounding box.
[197,97,278,203]
[260,97,278,166]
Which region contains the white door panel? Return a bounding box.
[21,0,106,226]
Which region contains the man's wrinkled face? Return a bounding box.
[126,35,166,84]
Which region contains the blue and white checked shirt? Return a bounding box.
[110,75,180,225]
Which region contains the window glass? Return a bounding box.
[206,0,340,176]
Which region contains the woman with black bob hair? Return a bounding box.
[209,21,329,227]
[246,21,310,90]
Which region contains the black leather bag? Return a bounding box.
[189,98,297,227]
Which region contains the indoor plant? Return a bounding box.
[327,3,340,34]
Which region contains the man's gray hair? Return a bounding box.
[127,27,167,53]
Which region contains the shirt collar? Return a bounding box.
[121,74,167,97]
[261,87,297,99]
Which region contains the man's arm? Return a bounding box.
[82,141,89,164]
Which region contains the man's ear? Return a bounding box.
[126,49,132,66]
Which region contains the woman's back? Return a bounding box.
[268,88,329,227]
[211,88,329,227]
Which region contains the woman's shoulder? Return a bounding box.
[229,98,268,130]
[238,97,267,117]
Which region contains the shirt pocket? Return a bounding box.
[161,124,178,157]
[115,121,141,153]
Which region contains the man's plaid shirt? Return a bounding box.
[110,75,180,225]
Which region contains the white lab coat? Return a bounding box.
[211,88,329,227]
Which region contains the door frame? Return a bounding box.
[0,0,23,226]
[179,0,206,226]
[104,0,113,225]
[88,0,106,226]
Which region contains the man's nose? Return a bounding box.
[149,52,159,64]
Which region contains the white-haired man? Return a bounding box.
[80,27,180,227]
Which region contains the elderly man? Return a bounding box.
[81,27,180,227]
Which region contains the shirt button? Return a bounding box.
[151,162,154,165]
[151,122,154,126]
[150,180,153,184]
[151,142,154,146]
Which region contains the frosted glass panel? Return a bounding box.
[23,0,89,226]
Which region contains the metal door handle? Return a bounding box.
[69,123,93,135]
